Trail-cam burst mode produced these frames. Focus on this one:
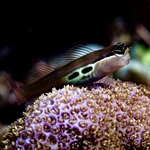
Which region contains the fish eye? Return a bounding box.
[113,43,127,54]
[114,43,127,50]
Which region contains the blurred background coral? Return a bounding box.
[0,0,150,137]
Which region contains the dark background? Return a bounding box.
[0,0,150,124]
[0,1,150,74]
[0,2,149,50]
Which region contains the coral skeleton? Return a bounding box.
[0,79,150,150]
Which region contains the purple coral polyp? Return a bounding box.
[0,79,150,149]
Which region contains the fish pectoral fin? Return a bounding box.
[101,74,114,83]
[107,74,113,79]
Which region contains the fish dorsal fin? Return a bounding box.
[48,45,101,69]
[25,60,54,85]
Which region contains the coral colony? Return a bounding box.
[0,79,150,149]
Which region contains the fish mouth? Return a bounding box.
[125,47,130,55]
[120,47,131,65]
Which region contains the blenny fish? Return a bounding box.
[7,43,130,104]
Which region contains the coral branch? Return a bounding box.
[0,79,150,149]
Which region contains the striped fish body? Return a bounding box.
[9,43,130,103]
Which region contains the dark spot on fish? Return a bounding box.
[68,72,79,80]
[81,66,93,74]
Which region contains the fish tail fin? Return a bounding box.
[4,73,26,104]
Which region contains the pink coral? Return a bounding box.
[0,79,150,149]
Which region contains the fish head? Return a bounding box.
[113,44,131,66]
[94,44,131,75]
